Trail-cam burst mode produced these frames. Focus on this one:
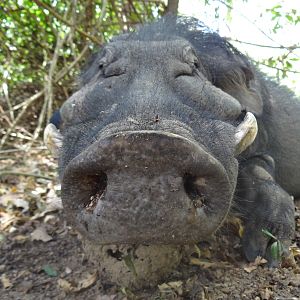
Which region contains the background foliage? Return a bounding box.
[0,0,166,148]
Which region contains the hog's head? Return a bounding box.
[45,18,258,245]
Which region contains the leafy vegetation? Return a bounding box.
[262,229,284,264]
[0,0,165,90]
[0,0,166,148]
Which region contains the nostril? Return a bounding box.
[183,174,206,209]
[84,172,108,213]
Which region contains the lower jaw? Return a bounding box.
[82,239,194,288]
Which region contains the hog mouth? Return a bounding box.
[61,130,235,244]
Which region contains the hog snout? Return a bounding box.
[61,131,234,244]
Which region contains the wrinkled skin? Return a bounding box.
[48,17,297,264]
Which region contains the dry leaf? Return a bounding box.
[2,194,15,206]
[17,280,33,293]
[260,287,273,300]
[243,265,258,273]
[190,258,217,268]
[58,278,73,292]
[158,280,183,296]
[10,186,18,193]
[31,189,62,221]
[229,216,244,238]
[282,251,297,268]
[31,226,52,242]
[0,194,29,211]
[95,295,118,300]
[290,245,300,257]
[1,274,12,289]
[243,256,267,273]
[45,189,63,212]
[190,258,229,268]
[288,274,300,287]
[193,244,202,258]
[58,272,98,293]
[0,211,22,230]
[76,271,98,291]
[253,256,267,266]
[13,235,29,242]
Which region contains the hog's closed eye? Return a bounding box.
[174,63,194,78]
[98,47,126,78]
[103,63,126,78]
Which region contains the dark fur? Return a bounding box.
[58,17,297,261]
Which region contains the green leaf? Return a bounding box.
[286,61,293,69]
[270,241,284,261]
[123,253,137,277]
[43,265,58,277]
[261,229,277,240]
[285,15,293,22]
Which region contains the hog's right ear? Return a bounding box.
[44,123,63,158]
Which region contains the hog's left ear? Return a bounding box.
[44,122,63,158]
[235,112,258,155]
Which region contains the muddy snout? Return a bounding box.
[62,131,234,244]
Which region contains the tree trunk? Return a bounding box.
[167,0,179,15]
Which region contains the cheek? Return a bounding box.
[60,89,86,124]
[60,124,91,169]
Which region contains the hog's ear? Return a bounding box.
[215,67,263,116]
[44,123,62,158]
[235,112,258,155]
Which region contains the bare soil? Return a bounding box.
[0,149,299,299]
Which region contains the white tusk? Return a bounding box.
[235,112,258,155]
[44,123,63,158]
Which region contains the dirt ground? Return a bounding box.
[0,148,300,299]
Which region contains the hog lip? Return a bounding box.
[61,130,235,244]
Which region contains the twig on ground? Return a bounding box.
[0,171,52,180]
[0,147,46,154]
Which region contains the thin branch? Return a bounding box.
[1,1,109,149]
[128,0,143,23]
[0,90,44,148]
[47,33,68,122]
[100,0,108,22]
[216,0,279,45]
[55,44,89,81]
[166,0,179,14]
[2,7,25,13]
[2,82,14,121]
[216,0,300,60]
[0,41,90,149]
[0,149,27,154]
[258,61,300,74]
[32,0,102,45]
[5,43,89,114]
[0,104,13,127]
[228,38,300,50]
